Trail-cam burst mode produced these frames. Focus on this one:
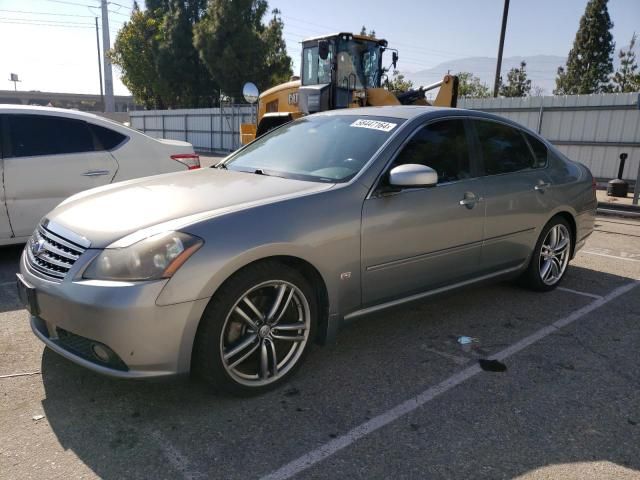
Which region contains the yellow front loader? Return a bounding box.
[240,32,458,144]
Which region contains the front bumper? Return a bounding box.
[20,250,209,378]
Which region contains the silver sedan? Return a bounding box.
[17,106,596,395]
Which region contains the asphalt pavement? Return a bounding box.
[1,216,639,479]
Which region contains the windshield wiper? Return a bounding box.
[214,163,227,169]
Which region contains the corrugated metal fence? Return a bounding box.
[458,93,640,181]
[130,105,256,153]
[130,94,640,181]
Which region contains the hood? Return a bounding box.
[48,168,334,248]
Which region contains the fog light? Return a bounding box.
[91,343,111,363]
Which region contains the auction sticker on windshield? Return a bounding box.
[350,119,397,132]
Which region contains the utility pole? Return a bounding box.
[95,17,105,111]
[493,0,510,97]
[101,0,115,112]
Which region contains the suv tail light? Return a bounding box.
[171,153,200,170]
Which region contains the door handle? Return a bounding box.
[534,182,551,192]
[82,170,110,177]
[459,194,483,208]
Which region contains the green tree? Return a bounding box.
[456,72,491,98]
[109,5,169,108]
[110,1,218,108]
[261,9,294,88]
[155,0,218,107]
[611,33,640,92]
[554,0,615,94]
[359,25,376,37]
[387,70,413,93]
[194,0,292,99]
[499,61,531,97]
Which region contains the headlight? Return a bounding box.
[83,231,203,281]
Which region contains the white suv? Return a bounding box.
[0,105,200,245]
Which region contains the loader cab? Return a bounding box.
[298,33,389,114]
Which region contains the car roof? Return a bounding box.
[0,103,111,121]
[311,105,445,120]
[316,105,541,136]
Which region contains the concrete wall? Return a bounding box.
[459,93,640,181]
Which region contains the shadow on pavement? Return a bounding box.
[38,265,639,479]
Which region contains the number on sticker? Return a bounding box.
[350,119,397,132]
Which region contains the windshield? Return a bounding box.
[224,115,403,183]
[302,46,333,86]
[336,39,383,89]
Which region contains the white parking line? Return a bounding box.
[260,280,640,480]
[582,251,640,262]
[557,287,603,300]
[0,371,41,379]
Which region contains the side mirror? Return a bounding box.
[389,164,437,188]
[242,82,259,104]
[392,51,398,69]
[318,40,330,60]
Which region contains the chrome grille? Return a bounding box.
[26,224,87,280]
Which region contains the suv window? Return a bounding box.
[393,119,471,183]
[524,132,548,168]
[8,114,94,158]
[90,124,127,150]
[474,120,536,175]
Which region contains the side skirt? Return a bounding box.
[343,264,525,322]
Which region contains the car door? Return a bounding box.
[361,118,485,306]
[3,114,118,237]
[0,116,15,240]
[470,119,553,272]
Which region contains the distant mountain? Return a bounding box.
[404,40,640,96]
[402,55,565,96]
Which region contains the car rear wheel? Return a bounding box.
[520,216,573,292]
[193,261,316,396]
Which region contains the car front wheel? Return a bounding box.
[521,216,573,291]
[193,261,316,395]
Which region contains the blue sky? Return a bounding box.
[0,0,638,95]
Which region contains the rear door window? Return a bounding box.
[7,114,94,158]
[90,124,127,150]
[473,120,535,175]
[524,132,548,168]
[393,119,472,183]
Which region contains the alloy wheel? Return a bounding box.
[220,280,311,387]
[539,224,571,285]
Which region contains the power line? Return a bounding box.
[35,0,100,7]
[0,16,94,26]
[0,8,95,18]
[108,1,133,10]
[0,19,94,28]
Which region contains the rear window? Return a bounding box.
[90,124,127,150]
[7,114,94,158]
[473,120,536,175]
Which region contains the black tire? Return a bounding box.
[192,260,317,396]
[519,216,573,292]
